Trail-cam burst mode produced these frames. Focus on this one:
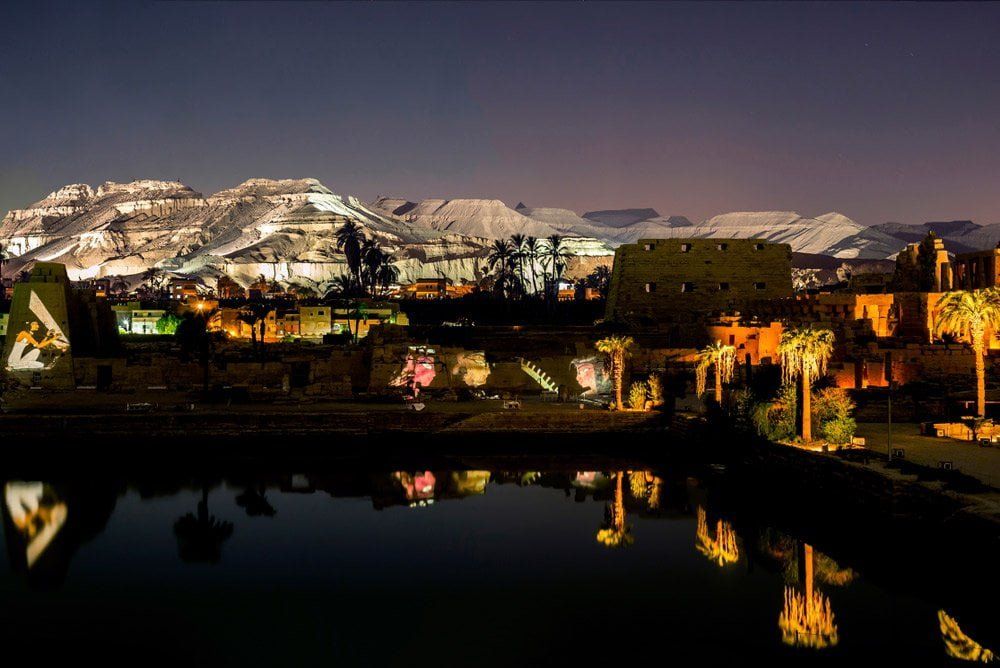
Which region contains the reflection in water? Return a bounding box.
[777,544,839,650]
[695,506,739,567]
[596,472,633,548]
[628,471,662,510]
[393,471,437,506]
[4,482,68,568]
[2,479,117,589]
[0,467,993,662]
[174,485,234,564]
[939,610,996,663]
[382,470,491,508]
[235,484,277,517]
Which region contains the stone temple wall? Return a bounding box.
[605,238,793,325]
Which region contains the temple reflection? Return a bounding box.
[939,610,996,663]
[5,482,67,569]
[2,479,117,589]
[0,464,992,662]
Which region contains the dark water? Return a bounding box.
[0,458,996,666]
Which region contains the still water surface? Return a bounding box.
[1,462,995,665]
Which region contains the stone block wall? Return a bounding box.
[605,238,792,324]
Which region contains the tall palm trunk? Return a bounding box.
[613,353,624,411]
[612,473,625,532]
[800,371,812,442]
[975,338,986,417]
[714,364,723,405]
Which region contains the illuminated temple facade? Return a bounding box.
[605,238,793,324]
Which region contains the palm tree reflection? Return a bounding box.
[628,470,662,510]
[777,544,839,649]
[939,610,995,663]
[596,471,633,548]
[174,484,233,564]
[235,483,276,517]
[695,506,739,567]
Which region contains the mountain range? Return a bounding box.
[1,177,997,291]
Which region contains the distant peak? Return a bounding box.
[582,208,661,228]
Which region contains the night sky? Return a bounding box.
[2,1,999,226]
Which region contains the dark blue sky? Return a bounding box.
[2,1,1000,225]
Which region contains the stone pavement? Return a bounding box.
[856,422,1000,490]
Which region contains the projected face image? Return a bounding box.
[390,347,437,392]
[6,291,70,372]
[572,357,610,396]
[4,482,68,568]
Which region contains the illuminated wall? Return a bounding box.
[571,356,611,397]
[450,351,490,387]
[388,346,438,392]
[2,263,74,388]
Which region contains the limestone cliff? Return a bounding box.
[0,178,614,292]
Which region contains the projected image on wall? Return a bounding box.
[451,351,490,387]
[6,291,70,371]
[4,482,68,569]
[572,356,611,397]
[389,346,437,395]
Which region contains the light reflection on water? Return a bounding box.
[0,466,994,665]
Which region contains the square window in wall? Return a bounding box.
[754,282,766,290]
[644,282,657,293]
[718,282,730,291]
[716,243,728,251]
[680,243,692,252]
[643,243,655,251]
[681,282,694,293]
[754,243,765,251]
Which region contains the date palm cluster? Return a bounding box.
[331,220,400,298]
[485,234,572,299]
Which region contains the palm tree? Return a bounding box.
[176,309,218,390]
[336,220,365,287]
[294,285,317,301]
[142,267,166,294]
[523,236,541,295]
[237,303,270,355]
[485,239,516,299]
[110,276,129,297]
[596,471,632,548]
[325,274,358,299]
[235,483,276,517]
[584,265,612,298]
[542,234,570,283]
[595,335,634,411]
[510,234,527,296]
[776,328,835,442]
[348,300,368,343]
[173,484,233,563]
[376,255,400,298]
[935,289,1000,417]
[696,340,738,405]
[360,237,383,296]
